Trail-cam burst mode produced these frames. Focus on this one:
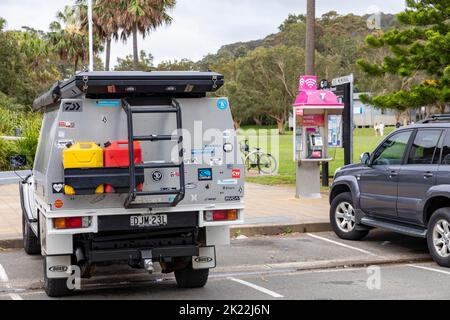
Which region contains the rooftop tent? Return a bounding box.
[32,71,225,111]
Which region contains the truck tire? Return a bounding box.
[43,260,74,297]
[175,264,209,288]
[22,211,40,255]
[330,192,369,241]
[427,208,450,268]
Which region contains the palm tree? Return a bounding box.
[49,5,89,73]
[117,0,176,71]
[93,0,120,71]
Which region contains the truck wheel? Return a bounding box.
[22,211,40,255]
[427,208,450,267]
[175,264,209,288]
[330,192,369,241]
[43,260,74,297]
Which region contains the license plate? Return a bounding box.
[130,214,168,227]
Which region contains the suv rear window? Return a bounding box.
[407,130,443,165]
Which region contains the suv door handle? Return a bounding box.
[424,172,434,179]
[387,170,398,178]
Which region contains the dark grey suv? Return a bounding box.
[330,116,450,267]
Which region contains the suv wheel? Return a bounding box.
[330,192,369,240]
[427,208,450,267]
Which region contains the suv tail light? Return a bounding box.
[204,210,238,222]
[54,217,91,229]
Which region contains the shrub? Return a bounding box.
[0,138,18,171]
[16,114,41,167]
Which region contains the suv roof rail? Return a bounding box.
[419,114,450,124]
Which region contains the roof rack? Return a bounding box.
[32,71,224,111]
[419,114,450,124]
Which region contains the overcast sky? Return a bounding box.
[0,0,406,67]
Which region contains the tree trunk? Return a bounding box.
[395,110,401,123]
[305,0,316,75]
[234,120,241,130]
[132,24,139,71]
[253,117,263,126]
[277,119,285,135]
[437,102,446,114]
[105,37,112,71]
[74,57,79,74]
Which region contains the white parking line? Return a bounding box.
[306,233,378,256]
[0,264,23,301]
[0,264,8,282]
[227,277,284,298]
[408,264,450,276]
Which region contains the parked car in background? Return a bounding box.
[329,115,450,267]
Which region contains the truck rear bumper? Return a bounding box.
[88,245,199,263]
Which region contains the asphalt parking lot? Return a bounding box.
[2,230,448,300]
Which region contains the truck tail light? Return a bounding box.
[54,217,91,229]
[204,210,238,222]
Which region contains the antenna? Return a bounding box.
[87,0,94,72]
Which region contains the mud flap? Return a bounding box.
[45,255,72,279]
[192,246,216,270]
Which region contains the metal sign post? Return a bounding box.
[87,0,94,72]
[332,74,354,165]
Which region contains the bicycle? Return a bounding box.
[240,139,278,175]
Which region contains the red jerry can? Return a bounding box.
[104,141,143,193]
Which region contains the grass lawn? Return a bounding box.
[238,126,394,186]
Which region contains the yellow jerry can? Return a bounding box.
[63,142,104,195]
[63,142,103,169]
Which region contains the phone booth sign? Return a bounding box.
[293,75,344,198]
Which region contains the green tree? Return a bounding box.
[357,0,450,113]
[117,0,176,71]
[0,18,6,31]
[155,58,196,71]
[235,46,305,134]
[115,50,154,71]
[49,5,89,73]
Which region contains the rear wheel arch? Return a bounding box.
[424,196,450,225]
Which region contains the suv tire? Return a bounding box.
[330,192,369,241]
[175,263,209,288]
[427,208,450,267]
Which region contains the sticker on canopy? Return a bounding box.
[218,179,238,185]
[217,99,229,110]
[52,183,64,194]
[95,100,121,107]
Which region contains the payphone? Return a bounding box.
[307,129,323,159]
[293,75,344,198]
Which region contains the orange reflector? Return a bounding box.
[54,199,64,209]
[54,218,66,229]
[227,210,238,221]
